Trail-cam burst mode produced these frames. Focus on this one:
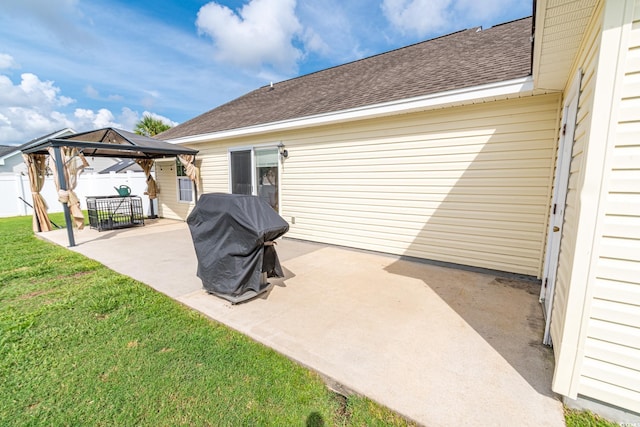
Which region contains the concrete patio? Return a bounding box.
[39,219,565,426]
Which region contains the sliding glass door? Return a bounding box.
[230,147,279,211]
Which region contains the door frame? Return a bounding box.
[541,69,582,345]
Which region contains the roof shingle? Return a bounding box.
[160,17,532,140]
[0,145,16,157]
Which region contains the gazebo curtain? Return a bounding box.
[46,147,89,229]
[22,153,52,233]
[135,159,157,199]
[177,154,198,183]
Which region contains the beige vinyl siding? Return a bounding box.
[282,94,559,276]
[155,159,194,220]
[550,1,603,367]
[157,145,229,220]
[197,145,229,194]
[550,0,640,411]
[578,0,640,412]
[182,94,559,276]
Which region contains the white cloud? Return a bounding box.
[196,0,303,73]
[381,0,530,36]
[0,53,17,69]
[143,111,179,127]
[295,1,379,65]
[301,28,330,56]
[0,106,74,146]
[0,73,75,144]
[0,71,177,145]
[0,0,96,48]
[20,73,73,106]
[84,85,125,103]
[119,107,140,131]
[84,85,99,98]
[0,73,74,109]
[73,108,120,129]
[114,108,178,132]
[381,0,453,35]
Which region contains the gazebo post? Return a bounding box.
[149,198,156,218]
[53,146,76,247]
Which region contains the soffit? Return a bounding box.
[533,0,598,91]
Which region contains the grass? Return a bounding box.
[0,214,414,426]
[564,408,621,427]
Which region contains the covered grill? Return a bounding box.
[186,193,289,303]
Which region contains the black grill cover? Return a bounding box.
[186,193,289,296]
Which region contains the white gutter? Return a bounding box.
[168,76,534,145]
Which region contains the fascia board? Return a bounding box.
[532,0,548,87]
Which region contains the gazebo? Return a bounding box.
[21,127,199,247]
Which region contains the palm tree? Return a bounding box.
[134,115,172,137]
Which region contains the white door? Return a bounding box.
[541,70,582,345]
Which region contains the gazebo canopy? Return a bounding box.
[20,127,198,247]
[21,127,198,159]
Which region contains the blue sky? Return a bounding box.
[0,0,532,145]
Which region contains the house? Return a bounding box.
[156,0,639,421]
[0,128,76,174]
[97,159,143,174]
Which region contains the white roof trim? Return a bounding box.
[0,146,24,165]
[168,76,534,145]
[0,150,22,165]
[531,0,548,86]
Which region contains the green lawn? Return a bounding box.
[565,408,620,427]
[0,214,413,426]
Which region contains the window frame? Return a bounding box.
[176,159,194,203]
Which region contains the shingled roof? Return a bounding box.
[0,145,15,157]
[160,17,532,141]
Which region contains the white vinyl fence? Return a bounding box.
[0,171,157,218]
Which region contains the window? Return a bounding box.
[176,159,193,202]
[230,150,252,195]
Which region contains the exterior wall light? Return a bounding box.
[278,143,288,159]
